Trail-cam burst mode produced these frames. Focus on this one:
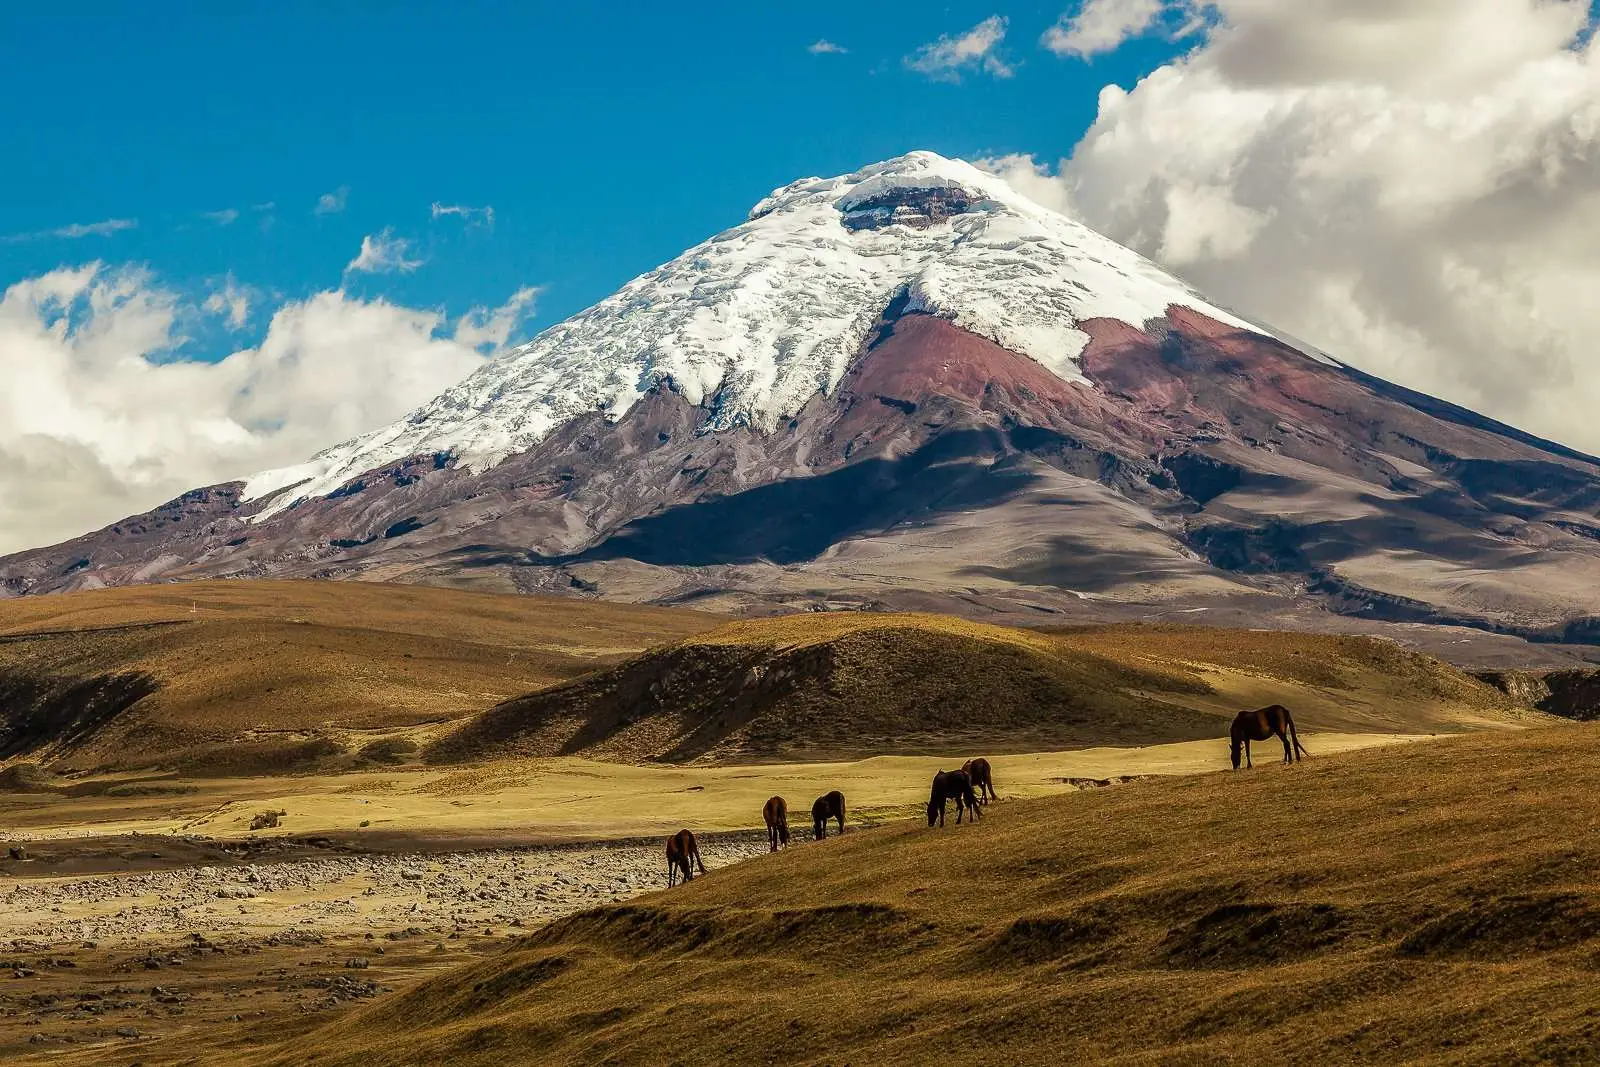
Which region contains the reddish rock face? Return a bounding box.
[2,305,1598,650]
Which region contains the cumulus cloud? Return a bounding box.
[906,16,1014,82]
[202,208,240,226]
[345,229,424,274]
[991,0,1600,455]
[314,186,349,215]
[452,286,540,351]
[808,39,847,55]
[430,202,495,228]
[2,218,138,243]
[0,265,536,554]
[1043,0,1173,58]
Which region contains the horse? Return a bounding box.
[763,796,790,852]
[961,757,996,805]
[812,790,846,840]
[665,828,706,887]
[927,769,982,827]
[1229,704,1308,769]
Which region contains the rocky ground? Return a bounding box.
[0,832,772,1061]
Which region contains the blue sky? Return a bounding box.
[0,2,1187,355]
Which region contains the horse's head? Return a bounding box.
[926,799,940,826]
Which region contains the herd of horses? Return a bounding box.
[665,705,1306,886]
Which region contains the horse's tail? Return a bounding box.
[1287,708,1308,760]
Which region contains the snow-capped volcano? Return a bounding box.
[244,151,1266,514]
[6,151,1600,656]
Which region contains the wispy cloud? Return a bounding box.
[314,186,349,216]
[2,218,138,244]
[453,286,540,351]
[1042,0,1178,58]
[345,228,424,275]
[202,208,241,227]
[430,202,495,228]
[251,201,275,213]
[808,39,847,55]
[906,16,1013,81]
[203,274,253,330]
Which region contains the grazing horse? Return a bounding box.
[1229,704,1308,769]
[811,790,846,840]
[763,795,790,852]
[927,769,982,827]
[665,828,706,887]
[961,757,996,805]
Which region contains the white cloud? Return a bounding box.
[906,16,1014,82]
[1043,0,1171,58]
[0,264,536,555]
[430,202,495,228]
[990,0,1600,456]
[314,186,349,215]
[203,275,253,331]
[2,218,138,243]
[808,39,847,55]
[345,229,424,275]
[452,286,540,351]
[202,208,240,226]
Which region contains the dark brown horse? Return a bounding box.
[812,790,845,840]
[961,757,996,805]
[1229,704,1307,769]
[665,828,706,887]
[927,769,982,827]
[763,795,790,852]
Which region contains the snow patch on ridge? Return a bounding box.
[242,151,1277,517]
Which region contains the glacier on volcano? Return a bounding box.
[243,151,1272,515]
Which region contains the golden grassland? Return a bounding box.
[212,724,1600,1067]
[0,732,1424,844]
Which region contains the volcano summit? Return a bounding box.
[4,152,1598,649]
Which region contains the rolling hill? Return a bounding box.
[0,580,717,774]
[428,613,1537,765]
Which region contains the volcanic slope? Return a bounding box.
[428,613,1536,765]
[4,152,1599,651]
[0,580,717,774]
[210,724,1600,1066]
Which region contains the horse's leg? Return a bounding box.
[1245,738,1252,769]
[1279,726,1292,764]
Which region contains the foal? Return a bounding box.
[1229,704,1308,769]
[665,828,706,887]
[763,795,790,852]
